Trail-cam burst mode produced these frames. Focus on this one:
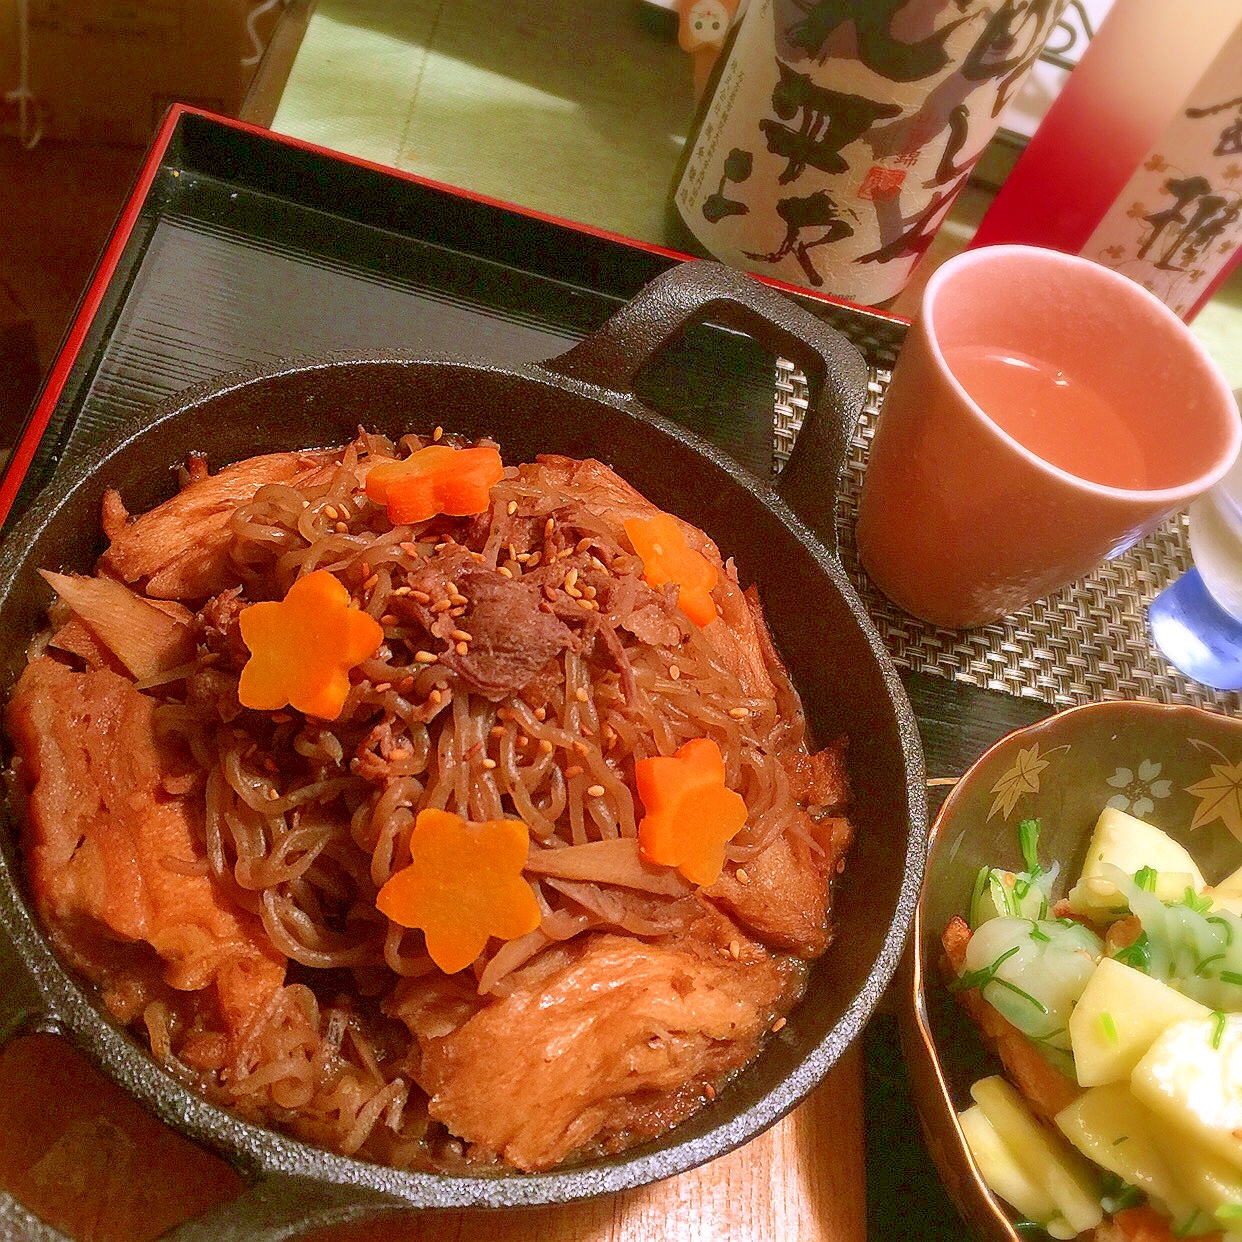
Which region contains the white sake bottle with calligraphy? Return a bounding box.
[970,0,1242,320]
[667,0,1069,306]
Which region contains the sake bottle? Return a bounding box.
[667,0,1071,307]
[969,0,1242,321]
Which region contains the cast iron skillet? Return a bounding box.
[0,261,925,1239]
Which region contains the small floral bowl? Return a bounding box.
[899,699,1242,1241]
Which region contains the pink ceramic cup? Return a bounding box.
[855,245,1242,630]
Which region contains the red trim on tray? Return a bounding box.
[0,106,185,526]
[0,102,908,528]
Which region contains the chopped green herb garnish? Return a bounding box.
[950,944,1021,992]
[969,866,989,924]
[1018,819,1042,875]
[1208,915,1234,945]
[1181,887,1213,915]
[1099,1012,1119,1044]
[1029,923,1051,943]
[1215,1203,1242,1223]
[1135,865,1158,893]
[1212,1011,1227,1050]
[1195,952,1226,978]
[1220,970,1242,986]
[1175,1208,1204,1237]
[1113,932,1152,974]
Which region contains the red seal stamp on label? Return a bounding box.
[858,165,906,202]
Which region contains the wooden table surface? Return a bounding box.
[0,1033,865,1241]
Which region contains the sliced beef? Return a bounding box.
[5,656,285,1038]
[395,557,580,700]
[411,932,795,1171]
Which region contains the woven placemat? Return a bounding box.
[773,360,1242,713]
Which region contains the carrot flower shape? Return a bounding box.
[623,512,718,627]
[375,808,542,974]
[238,569,384,720]
[365,444,504,525]
[635,737,748,886]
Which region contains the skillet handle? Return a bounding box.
[541,259,869,555]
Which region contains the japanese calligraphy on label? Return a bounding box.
[672,0,1070,306]
[1081,21,1242,320]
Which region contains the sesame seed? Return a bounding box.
[363,572,380,591]
[449,606,466,617]
[497,566,514,579]
[539,738,555,754]
[455,641,468,655]
[412,590,432,604]
[558,548,573,561]
[450,629,472,643]
[575,537,592,553]
[414,651,438,664]
[574,687,588,702]
[564,568,579,592]
[432,599,452,613]
[771,1017,787,1034]
[433,425,444,441]
[534,706,547,721]
[399,541,419,557]
[526,552,541,568]
[334,521,349,533]
[429,689,442,704]
[324,505,339,520]
[735,868,751,886]
[373,682,392,693]
[564,765,584,779]
[399,676,416,691]
[728,940,741,960]
[572,740,589,756]
[703,1083,716,1100]
[728,706,749,719]
[586,784,606,798]
[482,757,497,769]
[266,787,280,801]
[490,726,507,739]
[576,597,594,611]
[389,748,410,761]
[380,614,398,627]
[544,518,555,537]
[507,500,517,516]
[669,664,681,681]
